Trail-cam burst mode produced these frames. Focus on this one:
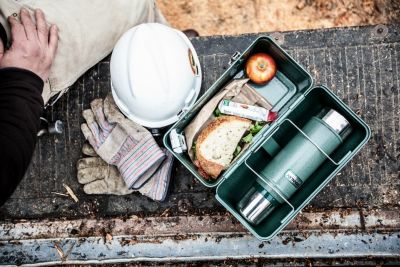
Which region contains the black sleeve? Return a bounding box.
[0,68,44,207]
[0,22,7,48]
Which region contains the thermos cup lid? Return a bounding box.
[238,183,279,225]
[239,190,272,224]
[321,109,351,137]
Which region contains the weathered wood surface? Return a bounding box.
[0,24,398,221]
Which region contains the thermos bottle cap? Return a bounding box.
[321,109,351,137]
[238,189,274,225]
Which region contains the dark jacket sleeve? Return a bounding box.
[0,22,6,48]
[0,67,44,207]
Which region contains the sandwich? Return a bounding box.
[194,115,252,179]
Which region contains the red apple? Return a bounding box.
[245,53,277,84]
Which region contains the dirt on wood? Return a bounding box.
[157,0,400,36]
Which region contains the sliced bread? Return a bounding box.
[196,116,252,179]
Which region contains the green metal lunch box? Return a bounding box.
[163,36,371,240]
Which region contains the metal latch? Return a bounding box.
[229,51,241,65]
[170,129,187,154]
[37,117,64,137]
[150,128,162,137]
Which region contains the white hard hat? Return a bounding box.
[110,23,202,128]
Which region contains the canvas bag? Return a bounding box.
[0,0,168,105]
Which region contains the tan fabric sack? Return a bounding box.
[0,0,168,104]
[184,78,273,160]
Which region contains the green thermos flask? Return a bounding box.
[238,109,352,225]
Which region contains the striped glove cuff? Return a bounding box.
[139,149,174,201]
[112,134,165,189]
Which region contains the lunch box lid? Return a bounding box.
[163,35,314,187]
[163,36,313,187]
[162,35,370,187]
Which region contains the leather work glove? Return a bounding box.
[77,144,174,201]
[77,144,133,195]
[81,94,165,189]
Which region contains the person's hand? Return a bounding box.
[0,8,58,81]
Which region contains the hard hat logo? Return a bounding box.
[188,49,199,76]
[110,23,202,128]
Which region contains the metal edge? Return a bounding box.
[1,231,399,265]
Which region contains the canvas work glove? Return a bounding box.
[81,94,165,189]
[77,144,174,201]
[138,147,174,201]
[77,144,133,195]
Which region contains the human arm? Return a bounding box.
[0,67,44,206]
[0,9,58,206]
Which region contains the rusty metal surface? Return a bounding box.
[1,210,399,240]
[0,210,399,265]
[1,233,399,265]
[0,24,399,265]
